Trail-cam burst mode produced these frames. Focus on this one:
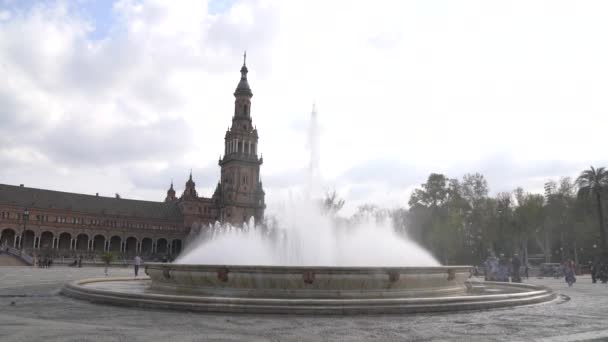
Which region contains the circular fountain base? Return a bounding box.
[61,264,556,314]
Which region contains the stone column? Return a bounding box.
[235,139,239,153]
[71,238,76,250]
[13,235,18,248]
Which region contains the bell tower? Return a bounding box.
[217,53,265,225]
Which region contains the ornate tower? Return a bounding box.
[181,171,198,200]
[217,54,266,225]
[165,181,176,202]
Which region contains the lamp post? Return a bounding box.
[21,208,29,250]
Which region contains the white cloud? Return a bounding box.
[1,0,607,215]
[0,10,10,21]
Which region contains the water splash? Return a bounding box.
[177,198,438,266]
[176,104,439,267]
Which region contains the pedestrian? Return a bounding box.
[134,255,142,277]
[524,263,529,279]
[498,254,509,282]
[78,255,82,268]
[564,260,576,287]
[511,254,522,283]
[591,259,598,284]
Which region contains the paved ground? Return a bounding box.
[0,253,28,266]
[1,266,608,342]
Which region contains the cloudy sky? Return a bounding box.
[1,0,607,215]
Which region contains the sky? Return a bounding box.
[1,0,607,215]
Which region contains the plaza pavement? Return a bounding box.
[1,266,608,342]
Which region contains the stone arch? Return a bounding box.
[22,230,35,249]
[93,235,105,252]
[156,238,168,254]
[0,228,16,247]
[141,237,153,254]
[58,232,71,250]
[76,233,88,251]
[39,231,53,249]
[109,236,121,252]
[125,236,137,255]
[171,239,182,255]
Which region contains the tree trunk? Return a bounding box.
[596,191,607,255]
[523,235,529,266]
[573,239,579,266]
[544,227,551,262]
[560,232,566,262]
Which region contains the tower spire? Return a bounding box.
[235,53,252,97]
[165,179,176,202]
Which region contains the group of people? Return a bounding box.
[589,258,608,283]
[483,254,586,287]
[36,256,53,268]
[483,254,527,283]
[68,255,84,268]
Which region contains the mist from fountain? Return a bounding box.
[176,105,439,267]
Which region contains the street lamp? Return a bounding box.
[21,208,29,250]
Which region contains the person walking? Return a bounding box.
[564,260,576,287]
[591,258,599,283]
[511,254,522,283]
[134,255,142,277]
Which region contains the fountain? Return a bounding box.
[62,105,556,314]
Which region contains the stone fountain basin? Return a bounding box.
[144,263,473,299]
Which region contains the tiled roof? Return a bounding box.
[0,184,182,221]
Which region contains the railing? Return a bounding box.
[1,246,34,265]
[22,248,176,263]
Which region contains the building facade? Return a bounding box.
[0,60,265,260]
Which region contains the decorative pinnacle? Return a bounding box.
[243,50,247,66]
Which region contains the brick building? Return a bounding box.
[0,59,265,260]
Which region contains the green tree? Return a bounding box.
[350,204,390,224]
[576,166,608,254]
[408,174,451,262]
[514,191,545,263]
[321,190,345,216]
[460,173,490,260]
[544,178,578,262]
[408,173,449,208]
[493,192,514,256]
